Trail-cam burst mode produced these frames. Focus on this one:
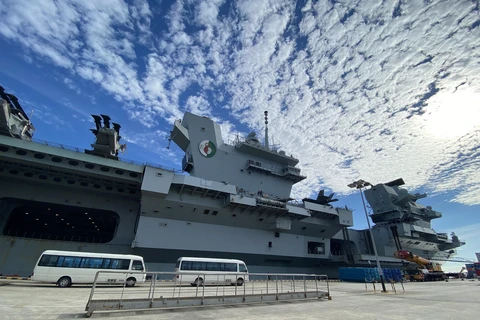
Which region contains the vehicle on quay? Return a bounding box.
[474,262,480,280]
[395,250,446,281]
[31,250,146,287]
[174,257,249,286]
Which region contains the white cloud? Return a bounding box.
[1,0,479,206]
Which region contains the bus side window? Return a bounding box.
[181,261,192,270]
[225,263,236,271]
[111,259,130,270]
[38,254,58,267]
[239,264,247,272]
[62,256,76,268]
[56,257,65,267]
[207,262,220,271]
[102,259,111,269]
[80,258,90,268]
[192,262,206,270]
[91,258,103,268]
[132,260,144,271]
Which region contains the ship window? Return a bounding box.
[212,211,218,216]
[1,197,118,244]
[308,241,325,255]
[203,209,210,215]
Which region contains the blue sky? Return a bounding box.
[0,0,479,271]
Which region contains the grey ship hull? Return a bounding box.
[0,110,464,278]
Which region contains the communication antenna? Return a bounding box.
[264,111,269,148]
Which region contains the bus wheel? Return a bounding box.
[236,278,244,286]
[194,278,204,287]
[126,277,137,287]
[57,276,72,288]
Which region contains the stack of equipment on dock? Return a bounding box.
[339,267,403,282]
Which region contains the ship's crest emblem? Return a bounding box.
[199,140,216,157]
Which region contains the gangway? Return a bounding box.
[85,271,330,317]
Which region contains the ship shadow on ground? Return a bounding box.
[57,299,324,319]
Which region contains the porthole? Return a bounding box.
[15,149,27,156]
[34,153,45,159]
[51,157,62,163]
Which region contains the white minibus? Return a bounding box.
[31,250,146,287]
[174,257,249,286]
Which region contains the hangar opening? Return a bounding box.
[1,198,118,243]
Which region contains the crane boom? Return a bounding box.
[394,250,431,267]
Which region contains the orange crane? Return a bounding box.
[394,250,446,281]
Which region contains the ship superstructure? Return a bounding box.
[330,179,465,266]
[0,87,465,276]
[357,179,463,261]
[132,111,353,272]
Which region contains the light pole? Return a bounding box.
[348,179,387,293]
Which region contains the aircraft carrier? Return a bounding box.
[0,86,465,277]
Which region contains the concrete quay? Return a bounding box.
[0,278,479,319]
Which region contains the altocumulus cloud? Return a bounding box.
[0,0,479,204]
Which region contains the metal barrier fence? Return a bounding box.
[85,271,330,317]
